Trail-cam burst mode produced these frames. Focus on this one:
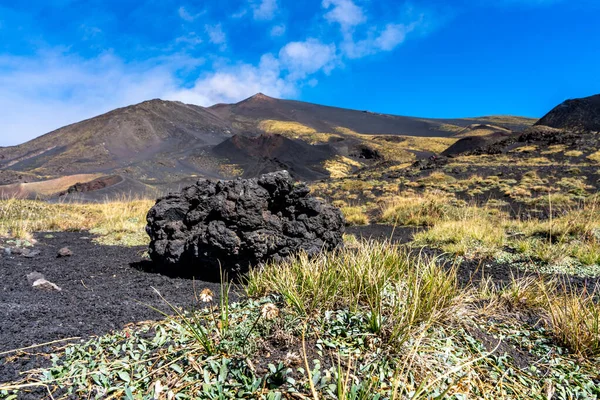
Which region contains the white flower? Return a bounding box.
[199,288,214,303]
[153,380,163,399]
[261,303,279,320]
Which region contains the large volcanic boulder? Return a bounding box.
[146,171,345,280]
[536,94,600,132]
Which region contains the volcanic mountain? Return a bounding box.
[209,93,534,136]
[0,93,536,199]
[1,99,232,182]
[536,94,600,132]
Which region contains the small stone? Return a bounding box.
[27,271,45,285]
[57,247,73,257]
[23,250,41,258]
[3,247,11,256]
[32,279,62,291]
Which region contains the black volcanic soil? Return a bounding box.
[0,232,238,384]
[213,133,335,180]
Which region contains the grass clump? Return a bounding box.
[413,208,506,258]
[247,240,460,347]
[340,206,369,225]
[564,150,584,157]
[379,193,459,226]
[0,197,154,246]
[587,150,600,163]
[543,287,600,357]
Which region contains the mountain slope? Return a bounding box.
[213,134,334,180]
[0,100,233,181]
[209,94,535,137]
[536,94,600,132]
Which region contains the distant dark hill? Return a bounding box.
[536,94,600,132]
[213,134,334,180]
[442,131,515,157]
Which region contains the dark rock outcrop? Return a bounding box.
[146,171,345,280]
[63,175,123,195]
[536,94,600,132]
[442,131,515,157]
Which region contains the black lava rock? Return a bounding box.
[146,171,345,280]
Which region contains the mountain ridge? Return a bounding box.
[0,93,538,199]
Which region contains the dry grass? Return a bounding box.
[323,156,364,178]
[379,192,458,226]
[412,207,506,257]
[341,206,369,225]
[564,150,584,157]
[247,240,461,347]
[385,135,458,154]
[0,197,154,246]
[258,119,340,144]
[587,150,600,163]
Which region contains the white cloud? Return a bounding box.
[166,54,294,105]
[375,24,411,51]
[322,0,366,31]
[231,9,248,18]
[205,23,227,47]
[253,0,278,20]
[279,39,337,79]
[270,24,286,37]
[340,21,419,59]
[175,32,203,47]
[178,6,197,22]
[0,51,195,146]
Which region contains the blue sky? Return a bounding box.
[1,0,599,146]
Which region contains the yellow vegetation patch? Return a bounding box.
[258,120,336,144]
[510,145,538,153]
[564,150,583,157]
[388,136,458,154]
[417,172,457,187]
[341,206,369,225]
[219,164,244,178]
[541,144,567,155]
[454,129,497,138]
[0,197,154,246]
[259,120,317,135]
[435,123,464,134]
[587,150,600,163]
[323,156,364,178]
